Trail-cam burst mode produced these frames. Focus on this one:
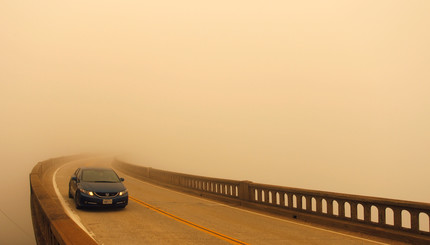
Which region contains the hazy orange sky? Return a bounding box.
[1,1,430,244]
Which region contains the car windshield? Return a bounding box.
[81,169,120,183]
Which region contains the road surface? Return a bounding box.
[50,157,399,245]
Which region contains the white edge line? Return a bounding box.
[52,163,98,242]
[117,169,389,245]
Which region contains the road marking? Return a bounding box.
[118,170,389,245]
[129,196,249,245]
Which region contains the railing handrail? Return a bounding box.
[30,155,98,245]
[149,167,242,184]
[248,182,430,210]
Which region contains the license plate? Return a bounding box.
[103,199,113,205]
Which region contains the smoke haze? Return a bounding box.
[1,1,429,244]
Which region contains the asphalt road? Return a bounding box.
[51,158,398,245]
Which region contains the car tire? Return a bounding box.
[68,186,73,198]
[75,192,82,209]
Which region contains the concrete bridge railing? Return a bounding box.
[30,156,97,245]
[114,160,430,245]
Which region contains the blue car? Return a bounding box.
[68,167,128,209]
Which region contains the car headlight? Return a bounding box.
[119,189,128,196]
[79,188,94,196]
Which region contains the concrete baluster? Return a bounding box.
[287,194,293,209]
[378,205,386,225]
[427,211,430,233]
[297,195,302,210]
[411,210,420,232]
[316,197,322,214]
[272,191,276,204]
[327,199,333,216]
[364,204,372,223]
[338,200,345,218]
[277,192,283,206]
[250,187,256,201]
[351,202,358,220]
[306,196,311,211]
[147,167,151,178]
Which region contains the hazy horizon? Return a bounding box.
[1,1,430,244]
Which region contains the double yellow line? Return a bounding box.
[130,196,248,245]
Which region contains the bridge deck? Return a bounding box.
[51,158,399,244]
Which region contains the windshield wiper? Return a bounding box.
[93,180,117,183]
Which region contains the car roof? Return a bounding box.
[80,167,114,171]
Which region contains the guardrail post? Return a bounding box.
[239,181,252,201]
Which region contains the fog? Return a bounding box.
[1,0,430,244]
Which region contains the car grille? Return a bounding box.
[94,192,118,198]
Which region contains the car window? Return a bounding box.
[81,169,120,183]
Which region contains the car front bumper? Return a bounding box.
[78,193,128,207]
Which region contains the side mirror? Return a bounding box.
[120,177,125,182]
[71,176,77,181]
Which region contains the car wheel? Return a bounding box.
[68,185,73,198]
[75,192,82,209]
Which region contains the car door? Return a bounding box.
[70,168,81,195]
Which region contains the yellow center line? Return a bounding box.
[129,196,249,245]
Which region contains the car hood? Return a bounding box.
[80,182,126,192]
